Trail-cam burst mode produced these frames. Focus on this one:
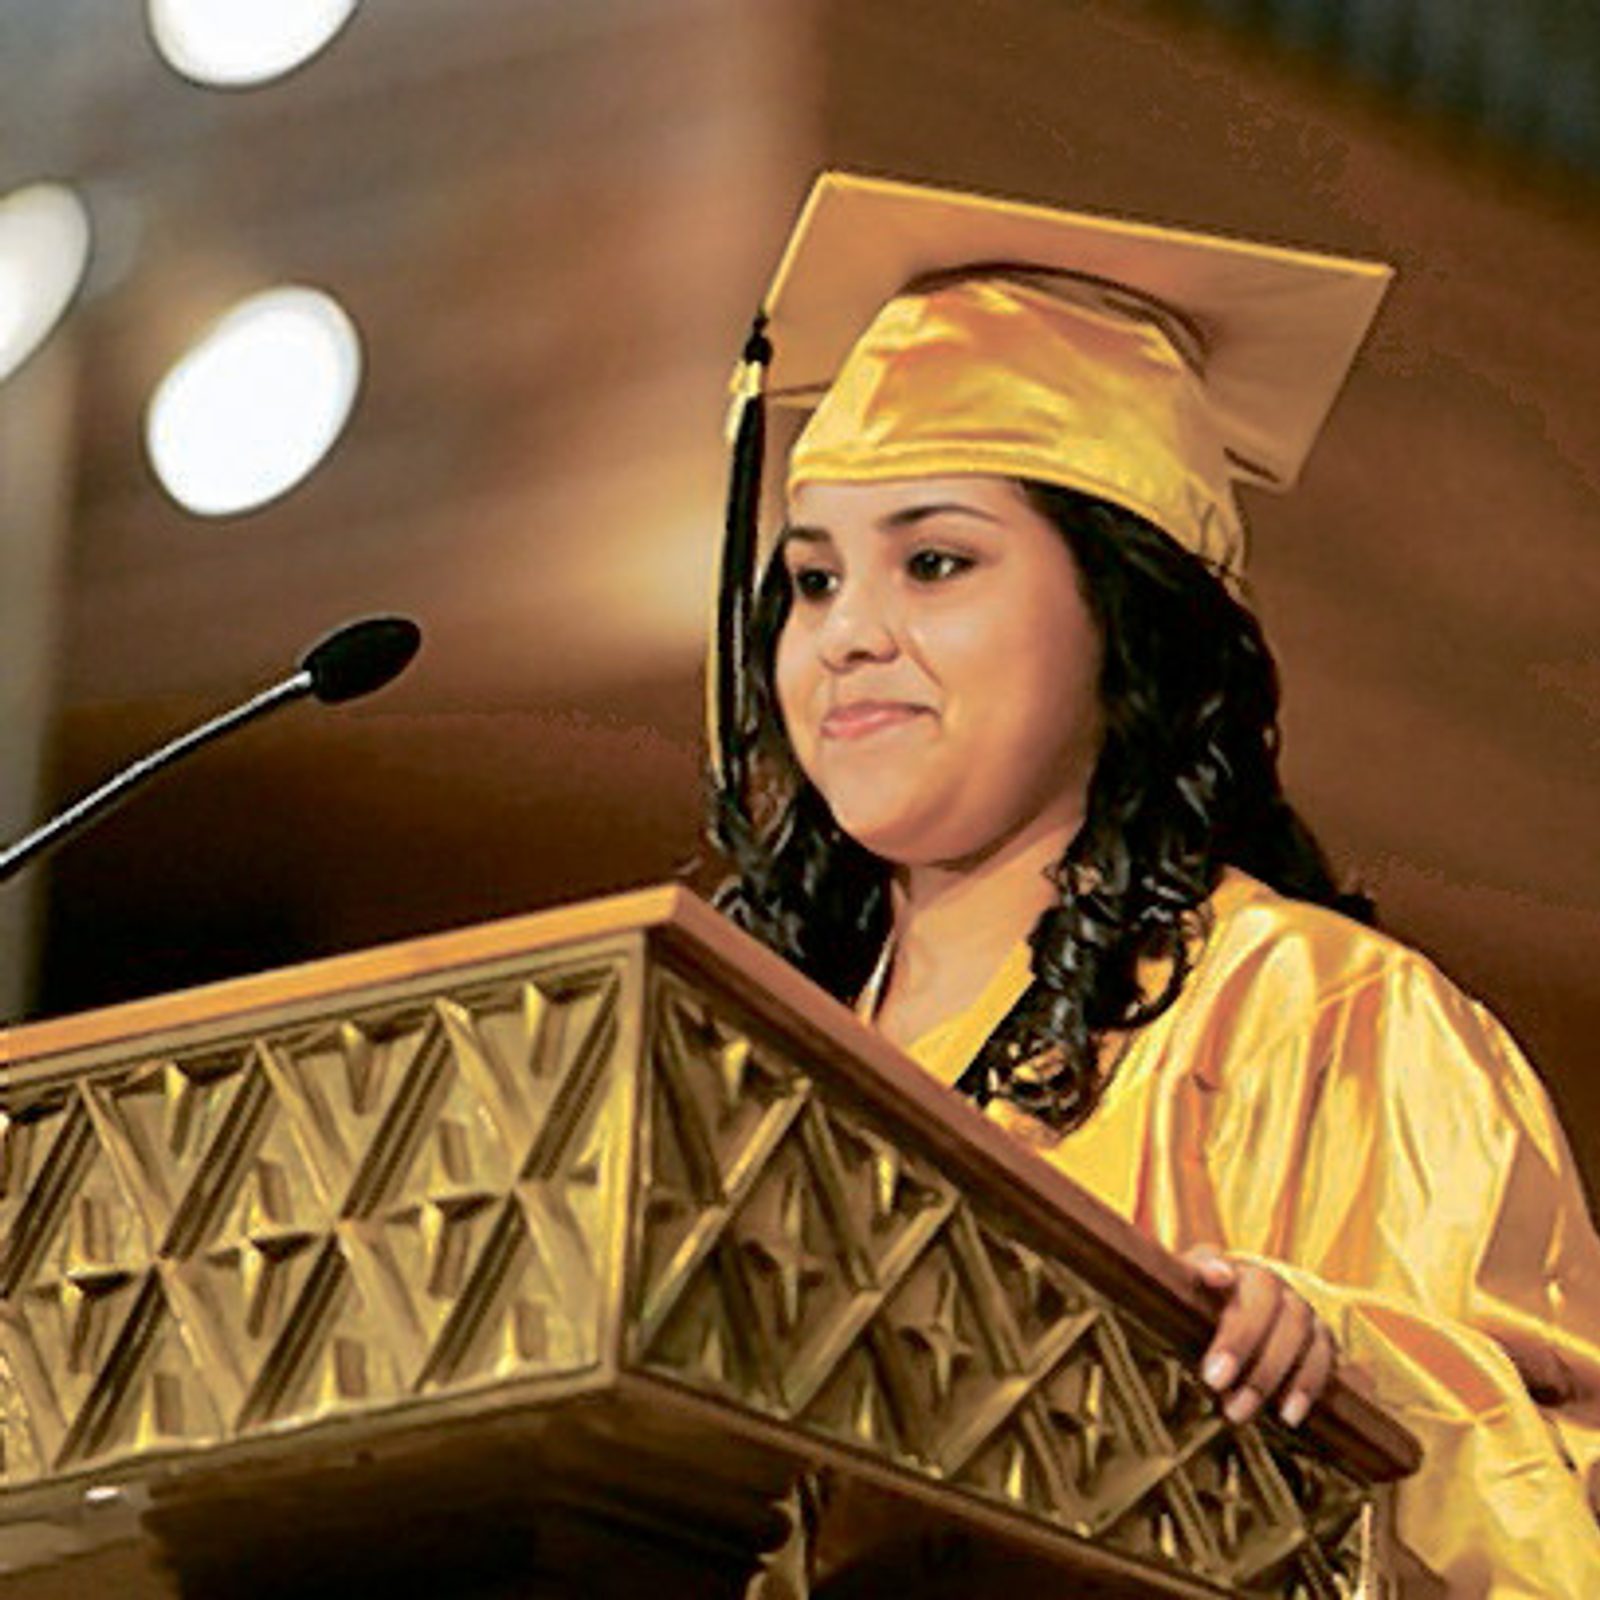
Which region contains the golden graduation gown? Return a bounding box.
[902,869,1600,1597]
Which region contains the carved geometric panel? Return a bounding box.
[0,954,628,1486]
[629,968,1385,1598]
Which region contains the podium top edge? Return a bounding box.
[0,882,717,1070]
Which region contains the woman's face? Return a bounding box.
[775,476,1105,867]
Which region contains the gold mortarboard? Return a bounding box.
[712,170,1392,787]
[765,170,1393,568]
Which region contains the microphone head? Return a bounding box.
[301,615,422,704]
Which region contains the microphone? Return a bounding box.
[0,615,422,885]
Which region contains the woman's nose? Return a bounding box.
[816,577,897,669]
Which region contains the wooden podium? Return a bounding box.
[0,890,1416,1598]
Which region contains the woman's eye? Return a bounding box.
[906,548,972,583]
[790,565,839,601]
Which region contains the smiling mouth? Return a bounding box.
[820,702,930,740]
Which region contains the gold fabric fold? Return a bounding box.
[786,277,1244,573]
[907,870,1600,1596]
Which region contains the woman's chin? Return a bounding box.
[829,804,968,868]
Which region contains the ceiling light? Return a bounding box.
[146,286,362,517]
[0,183,91,385]
[147,0,360,89]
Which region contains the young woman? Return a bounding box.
[712,173,1600,1594]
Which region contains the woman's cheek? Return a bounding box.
[773,634,817,774]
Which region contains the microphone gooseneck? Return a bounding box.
[0,615,423,886]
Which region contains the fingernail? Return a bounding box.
[1223,1386,1259,1425]
[1280,1392,1310,1428]
[1202,1352,1237,1390]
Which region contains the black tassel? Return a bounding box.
[717,312,772,803]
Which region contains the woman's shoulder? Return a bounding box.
[1182,868,1516,1093]
[1202,867,1462,1001]
[1186,871,1580,1216]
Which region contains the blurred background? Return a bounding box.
[2,0,1599,1183]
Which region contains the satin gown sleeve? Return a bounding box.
[1014,878,1600,1597]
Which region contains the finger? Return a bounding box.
[1279,1321,1338,1428]
[1202,1266,1283,1401]
[1228,1290,1315,1424]
[1180,1244,1237,1295]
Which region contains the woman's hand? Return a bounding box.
[1180,1245,1337,1428]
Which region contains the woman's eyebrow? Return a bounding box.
[776,523,829,548]
[881,502,1002,530]
[778,503,1001,547]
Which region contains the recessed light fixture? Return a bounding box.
[146,286,363,517]
[147,0,360,89]
[0,183,92,386]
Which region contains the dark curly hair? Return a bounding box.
[711,481,1365,1131]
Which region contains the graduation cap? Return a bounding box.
[713,170,1393,790]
